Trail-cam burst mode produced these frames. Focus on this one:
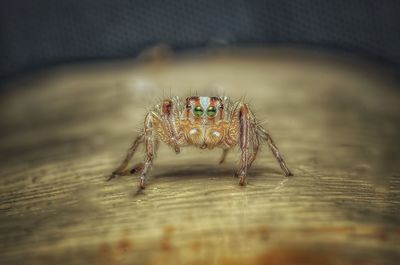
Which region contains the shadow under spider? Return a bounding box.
[108,164,286,196]
[131,165,286,196]
[151,164,284,179]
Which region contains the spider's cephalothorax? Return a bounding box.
[110,96,293,189]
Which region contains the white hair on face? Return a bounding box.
[199,97,210,110]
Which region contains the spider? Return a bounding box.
[109,96,293,189]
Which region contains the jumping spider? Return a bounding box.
[110,96,293,189]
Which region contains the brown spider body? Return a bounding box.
[110,96,292,189]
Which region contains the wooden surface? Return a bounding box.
[1,48,400,265]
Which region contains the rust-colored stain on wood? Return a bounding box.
[161,226,175,251]
[219,247,340,265]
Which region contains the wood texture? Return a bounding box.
[1,48,400,265]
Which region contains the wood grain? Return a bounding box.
[1,48,400,265]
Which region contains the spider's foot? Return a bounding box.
[238,176,247,186]
[174,146,180,154]
[286,170,294,177]
[139,177,146,189]
[107,171,120,181]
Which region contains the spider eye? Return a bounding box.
[193,106,204,116]
[206,106,217,117]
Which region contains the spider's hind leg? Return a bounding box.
[109,133,145,180]
[130,140,159,174]
[256,124,293,177]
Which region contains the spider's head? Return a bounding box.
[185,96,224,121]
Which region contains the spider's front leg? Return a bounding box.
[236,103,293,185]
[138,112,159,189]
[237,104,254,185]
[139,108,181,189]
[219,149,230,164]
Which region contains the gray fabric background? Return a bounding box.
[1,0,400,80]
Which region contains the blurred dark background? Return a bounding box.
[1,0,400,81]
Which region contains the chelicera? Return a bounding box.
[110,96,293,189]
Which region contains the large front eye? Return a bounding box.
[207,106,217,117]
[193,106,204,116]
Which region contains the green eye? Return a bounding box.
[193,106,204,116]
[207,106,217,117]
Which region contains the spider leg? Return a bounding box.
[129,139,159,174]
[257,125,293,176]
[162,99,180,153]
[109,133,145,180]
[137,109,179,189]
[231,104,261,180]
[250,119,262,162]
[219,149,230,164]
[232,135,259,177]
[237,104,252,185]
[138,112,158,189]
